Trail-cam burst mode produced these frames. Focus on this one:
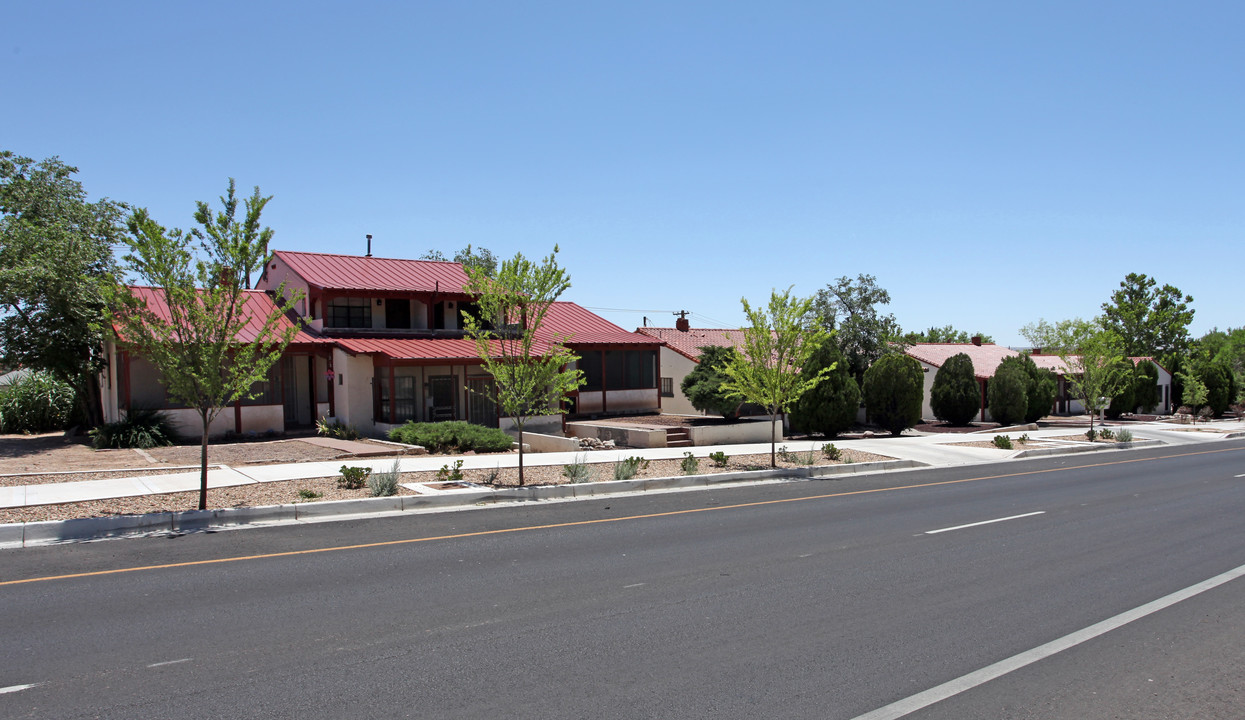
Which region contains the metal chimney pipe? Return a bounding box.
[366,234,372,257]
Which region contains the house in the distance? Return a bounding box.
[103,250,663,438]
[636,319,748,416]
[903,338,1172,422]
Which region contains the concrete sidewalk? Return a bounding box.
[4,420,1242,510]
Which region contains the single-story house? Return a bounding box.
[904,339,1172,422]
[103,250,664,438]
[635,320,748,416]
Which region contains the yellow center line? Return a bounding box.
[3,444,1241,588]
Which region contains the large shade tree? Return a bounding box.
[0,152,126,427]
[1100,273,1195,358]
[813,274,903,383]
[109,180,303,510]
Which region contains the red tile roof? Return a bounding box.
[904,343,1021,379]
[635,327,748,361]
[273,250,473,294]
[119,287,329,345]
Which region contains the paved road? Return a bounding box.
[2,441,1243,718]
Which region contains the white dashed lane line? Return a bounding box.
[925,511,1046,535]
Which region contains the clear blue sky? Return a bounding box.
[8,2,1243,347]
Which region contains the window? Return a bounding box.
[580,351,603,391]
[661,377,673,397]
[603,350,658,390]
[327,297,371,328]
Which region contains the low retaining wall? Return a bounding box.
[687,419,782,446]
[565,422,667,448]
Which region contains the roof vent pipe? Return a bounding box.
[366,234,372,258]
[971,335,982,346]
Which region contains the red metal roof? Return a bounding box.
[334,337,494,362]
[273,250,473,294]
[540,303,660,346]
[635,327,749,362]
[119,287,329,345]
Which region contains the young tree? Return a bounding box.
[1178,371,1208,413]
[813,274,903,382]
[1056,322,1133,437]
[988,361,1029,427]
[862,353,924,436]
[681,345,743,418]
[930,352,979,426]
[192,179,273,289]
[1100,273,1195,357]
[108,181,303,510]
[0,152,127,427]
[790,333,860,438]
[463,247,583,486]
[1104,358,1138,419]
[721,288,829,467]
[422,244,498,277]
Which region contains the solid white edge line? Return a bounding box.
[0,683,42,694]
[850,561,1245,720]
[925,511,1046,535]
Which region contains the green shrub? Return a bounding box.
[90,407,178,449]
[316,416,359,440]
[297,488,322,500]
[679,452,700,475]
[992,434,1013,450]
[681,345,744,417]
[338,465,371,489]
[790,337,860,437]
[387,421,512,453]
[778,445,816,465]
[987,362,1028,427]
[368,459,401,497]
[613,456,648,480]
[821,443,842,461]
[862,354,924,436]
[708,451,729,468]
[1017,433,1031,444]
[1116,428,1133,443]
[436,459,465,483]
[1085,428,1097,442]
[1134,361,1160,413]
[0,371,76,434]
[1098,428,1115,441]
[1200,363,1233,418]
[930,353,980,426]
[563,454,591,483]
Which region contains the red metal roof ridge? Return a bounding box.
[272,249,462,266]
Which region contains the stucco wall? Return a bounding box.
[332,347,377,435]
[687,419,783,445]
[658,347,700,415]
[255,255,312,317]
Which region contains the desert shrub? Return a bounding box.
[778,445,816,465]
[987,362,1028,427]
[338,465,370,489]
[708,451,729,468]
[368,459,401,497]
[862,353,924,436]
[316,416,359,440]
[679,452,700,475]
[821,443,842,461]
[89,407,178,449]
[387,421,512,453]
[930,353,979,426]
[436,459,465,483]
[613,456,648,480]
[297,489,322,500]
[1085,428,1097,442]
[1115,428,1133,443]
[790,336,860,437]
[563,454,591,483]
[1098,428,1116,440]
[0,371,75,433]
[1021,358,1058,423]
[992,434,1013,450]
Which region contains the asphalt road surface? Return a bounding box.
[2,441,1243,719]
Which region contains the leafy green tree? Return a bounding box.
[1100,273,1195,357]
[1104,357,1138,419]
[930,352,979,425]
[0,152,126,427]
[1178,371,1208,412]
[988,362,1029,427]
[1018,355,1058,423]
[722,288,829,467]
[681,345,743,418]
[108,180,303,510]
[813,274,903,382]
[422,244,498,277]
[192,179,273,289]
[463,247,583,486]
[1055,321,1133,437]
[862,353,924,436]
[790,333,860,437]
[904,326,994,344]
[1133,360,1160,413]
[1198,362,1233,418]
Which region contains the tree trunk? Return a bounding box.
[81,372,105,428]
[770,411,777,468]
[518,425,525,486]
[199,416,210,510]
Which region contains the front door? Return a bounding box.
[428,375,456,421]
[466,376,499,427]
